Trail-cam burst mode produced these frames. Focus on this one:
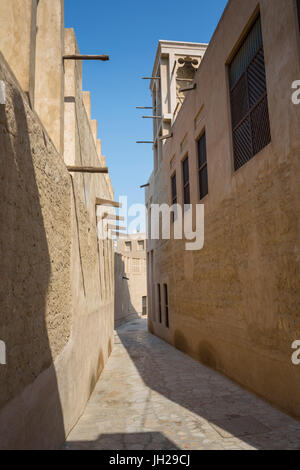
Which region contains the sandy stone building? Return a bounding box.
[0,0,115,449]
[146,0,300,419]
[115,234,147,326]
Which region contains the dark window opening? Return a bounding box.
[125,241,132,251]
[158,284,162,323]
[142,296,147,316]
[171,172,177,222]
[229,15,271,171]
[197,132,208,199]
[138,240,145,251]
[164,284,169,328]
[182,156,190,205]
[171,173,177,205]
[297,0,300,33]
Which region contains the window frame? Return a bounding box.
[142,296,147,316]
[132,258,140,273]
[197,130,208,200]
[181,155,190,206]
[228,14,271,172]
[138,240,144,251]
[230,47,267,136]
[125,241,132,252]
[171,171,177,206]
[170,171,177,223]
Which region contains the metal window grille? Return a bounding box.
[197,132,208,199]
[182,157,190,204]
[229,15,271,171]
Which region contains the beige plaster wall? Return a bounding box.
[0,20,114,448]
[34,0,64,154]
[146,0,300,419]
[0,0,37,106]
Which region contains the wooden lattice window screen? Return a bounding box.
[229,15,271,171]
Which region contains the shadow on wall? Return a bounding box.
[174,332,218,370]
[0,82,65,448]
[114,253,140,328]
[64,432,179,450]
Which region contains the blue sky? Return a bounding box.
[65,0,228,231]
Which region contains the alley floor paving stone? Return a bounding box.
[64,318,300,450]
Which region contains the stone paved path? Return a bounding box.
[64,318,300,450]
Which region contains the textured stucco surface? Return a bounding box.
[0,0,37,105]
[34,0,64,153]
[0,52,71,410]
[0,20,114,448]
[146,0,300,419]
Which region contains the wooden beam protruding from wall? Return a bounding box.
[107,224,126,231]
[67,166,108,173]
[96,197,122,208]
[98,214,125,221]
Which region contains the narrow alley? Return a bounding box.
[1,0,300,452]
[65,319,300,451]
